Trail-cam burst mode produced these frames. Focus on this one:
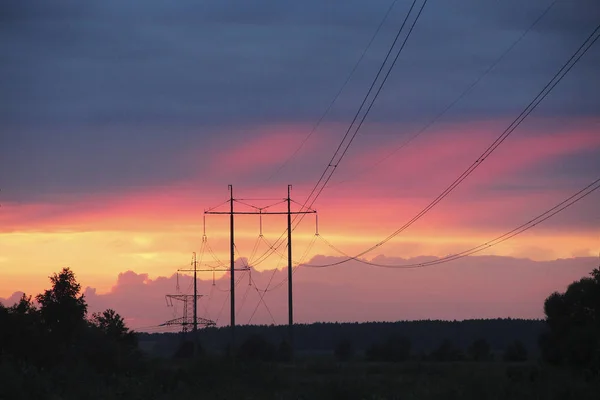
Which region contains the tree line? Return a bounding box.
[141,318,544,359]
[141,267,600,372]
[1,265,598,398]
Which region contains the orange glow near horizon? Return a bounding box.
[1,221,597,299]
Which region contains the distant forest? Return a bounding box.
[139,318,546,358]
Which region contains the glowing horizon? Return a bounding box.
[2,120,599,300]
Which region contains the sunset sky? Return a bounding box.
[1,0,599,330]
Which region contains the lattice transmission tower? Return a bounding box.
[160,294,216,332]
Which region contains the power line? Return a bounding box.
[244,233,319,297]
[249,0,428,267]
[300,0,427,216]
[236,282,252,318]
[266,0,400,182]
[306,177,600,269]
[247,225,319,324]
[307,22,600,268]
[213,272,246,324]
[248,240,288,323]
[201,283,214,320]
[248,274,277,325]
[214,292,230,325]
[329,0,559,188]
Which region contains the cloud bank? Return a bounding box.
[3,255,597,331]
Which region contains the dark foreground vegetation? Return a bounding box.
[1,267,599,399]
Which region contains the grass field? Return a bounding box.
[137,359,600,400]
[4,355,599,399]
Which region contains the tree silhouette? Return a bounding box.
[9,293,37,315]
[0,267,146,397]
[36,268,87,342]
[0,293,43,363]
[33,268,88,366]
[540,268,600,370]
[86,308,139,371]
[91,308,136,345]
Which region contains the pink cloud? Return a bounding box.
[0,291,26,307]
[337,121,600,193]
[2,254,597,330]
[211,124,327,176]
[0,184,211,232]
[45,255,597,330]
[2,119,597,238]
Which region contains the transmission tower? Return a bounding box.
[178,237,250,354]
[160,294,216,332]
[204,185,316,358]
[160,250,219,358]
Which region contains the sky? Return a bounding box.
[1,0,599,329]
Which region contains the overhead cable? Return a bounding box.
[267,0,400,181]
[306,177,600,268]
[308,22,600,268]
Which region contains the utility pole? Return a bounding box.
[192,252,199,356]
[204,186,316,357]
[192,252,198,333]
[287,184,294,356]
[229,184,235,350]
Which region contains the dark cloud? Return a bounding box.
[1,0,599,200]
[2,0,598,127]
